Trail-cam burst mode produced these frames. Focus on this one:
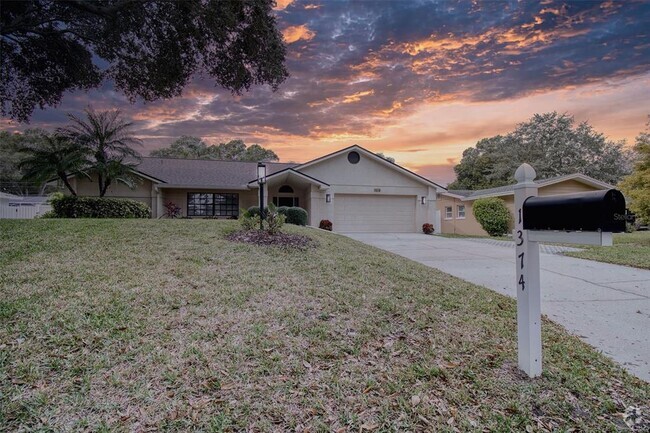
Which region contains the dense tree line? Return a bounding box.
[150,136,279,162]
[619,119,650,223]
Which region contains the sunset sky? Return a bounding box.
[5,0,650,185]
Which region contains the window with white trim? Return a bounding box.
[457,205,466,219]
[445,206,453,219]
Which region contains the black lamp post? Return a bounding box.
[257,162,267,230]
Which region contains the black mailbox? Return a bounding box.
[523,189,626,232]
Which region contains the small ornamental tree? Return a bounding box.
[472,198,512,236]
[163,202,182,218]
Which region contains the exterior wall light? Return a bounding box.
[326,194,331,203]
[421,196,427,205]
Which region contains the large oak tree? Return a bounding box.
[1,0,289,121]
[448,112,634,190]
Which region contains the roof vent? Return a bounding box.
[347,151,360,164]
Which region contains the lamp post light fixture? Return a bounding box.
[257,162,267,230]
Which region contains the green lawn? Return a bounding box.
[1,220,648,432]
[565,231,650,270]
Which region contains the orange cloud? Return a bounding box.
[342,90,375,104]
[282,24,316,44]
[400,33,489,55]
[377,101,403,115]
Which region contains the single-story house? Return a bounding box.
[69,145,446,233]
[66,145,618,234]
[439,174,618,236]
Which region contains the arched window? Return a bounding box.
[278,185,294,193]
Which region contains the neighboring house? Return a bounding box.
[439,174,618,236]
[0,192,51,219]
[68,145,446,233]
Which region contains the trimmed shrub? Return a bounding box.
[277,206,289,216]
[51,196,151,218]
[247,206,262,217]
[319,219,332,231]
[285,207,308,226]
[422,223,434,234]
[472,197,512,236]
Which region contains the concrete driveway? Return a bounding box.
[344,233,650,381]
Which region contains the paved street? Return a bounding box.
[344,233,650,381]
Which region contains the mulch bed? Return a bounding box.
[226,230,315,249]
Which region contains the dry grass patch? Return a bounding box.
[1,219,648,432]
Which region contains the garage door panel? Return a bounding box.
[334,194,415,232]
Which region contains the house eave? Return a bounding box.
[156,184,250,191]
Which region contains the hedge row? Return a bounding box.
[51,196,151,218]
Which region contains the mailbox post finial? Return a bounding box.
[515,163,536,185]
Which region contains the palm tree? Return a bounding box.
[59,107,142,197]
[18,134,88,196]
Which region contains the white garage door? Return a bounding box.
[334,194,416,233]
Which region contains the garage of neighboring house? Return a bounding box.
[333,194,417,233]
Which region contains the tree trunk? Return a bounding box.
[98,172,105,197]
[101,178,112,197]
[58,172,77,196]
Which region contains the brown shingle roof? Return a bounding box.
[134,157,297,188]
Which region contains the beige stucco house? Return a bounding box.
[69,145,446,233]
[439,174,617,236]
[68,145,617,234]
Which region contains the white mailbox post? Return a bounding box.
[513,163,542,377]
[512,163,624,378]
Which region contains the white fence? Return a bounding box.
[0,203,52,219]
